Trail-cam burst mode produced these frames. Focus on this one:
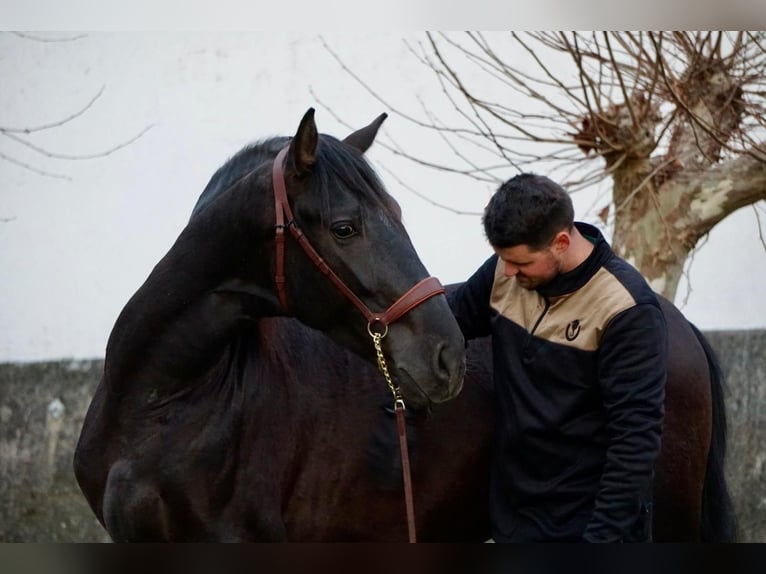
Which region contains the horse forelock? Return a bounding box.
[313,135,402,225]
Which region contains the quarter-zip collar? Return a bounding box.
[536,222,612,299]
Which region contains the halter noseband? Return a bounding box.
[272,146,445,329]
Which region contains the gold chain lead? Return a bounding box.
[370,330,404,408]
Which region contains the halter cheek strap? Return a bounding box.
[271,145,445,328]
[273,147,291,311]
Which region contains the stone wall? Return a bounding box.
[0,360,110,542]
[1,330,764,542]
[705,330,766,542]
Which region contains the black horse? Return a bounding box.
[74,110,735,542]
[73,109,470,541]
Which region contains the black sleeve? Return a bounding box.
[446,254,498,341]
[583,303,667,542]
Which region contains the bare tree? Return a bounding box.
[320,32,766,300]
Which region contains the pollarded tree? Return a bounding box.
[322,31,766,300]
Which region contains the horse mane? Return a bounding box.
[190,137,286,220]
[189,135,401,224]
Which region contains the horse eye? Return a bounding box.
[331,223,357,239]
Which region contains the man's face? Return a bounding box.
[493,242,564,290]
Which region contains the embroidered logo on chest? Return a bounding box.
[565,319,582,341]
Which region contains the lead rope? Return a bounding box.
[368,323,417,543]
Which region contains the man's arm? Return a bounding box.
[446,255,498,341]
[583,303,667,542]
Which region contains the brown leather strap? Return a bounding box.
[288,220,379,322]
[272,144,432,543]
[396,403,417,543]
[372,276,445,327]
[272,147,290,310]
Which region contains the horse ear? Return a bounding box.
[290,108,318,176]
[342,113,388,153]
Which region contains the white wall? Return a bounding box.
[1,32,764,362]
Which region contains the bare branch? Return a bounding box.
[650,32,766,164]
[0,150,72,180]
[0,86,106,134]
[754,202,766,251]
[425,33,565,146]
[375,161,484,216]
[310,85,500,184]
[678,233,709,308]
[603,33,639,129]
[2,124,154,160]
[9,31,88,42]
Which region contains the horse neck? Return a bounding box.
[104,191,277,391]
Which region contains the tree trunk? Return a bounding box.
[611,155,766,299]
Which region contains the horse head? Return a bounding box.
[269,109,466,407]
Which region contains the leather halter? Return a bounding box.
[272,146,445,328]
[272,145,444,542]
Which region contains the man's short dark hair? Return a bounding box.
[482,173,575,250]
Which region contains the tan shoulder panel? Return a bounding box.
[490,257,549,332]
[490,261,637,351]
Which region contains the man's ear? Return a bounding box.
[551,230,571,254]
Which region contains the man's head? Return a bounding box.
[483,173,575,289]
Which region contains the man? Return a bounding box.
[448,173,667,542]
